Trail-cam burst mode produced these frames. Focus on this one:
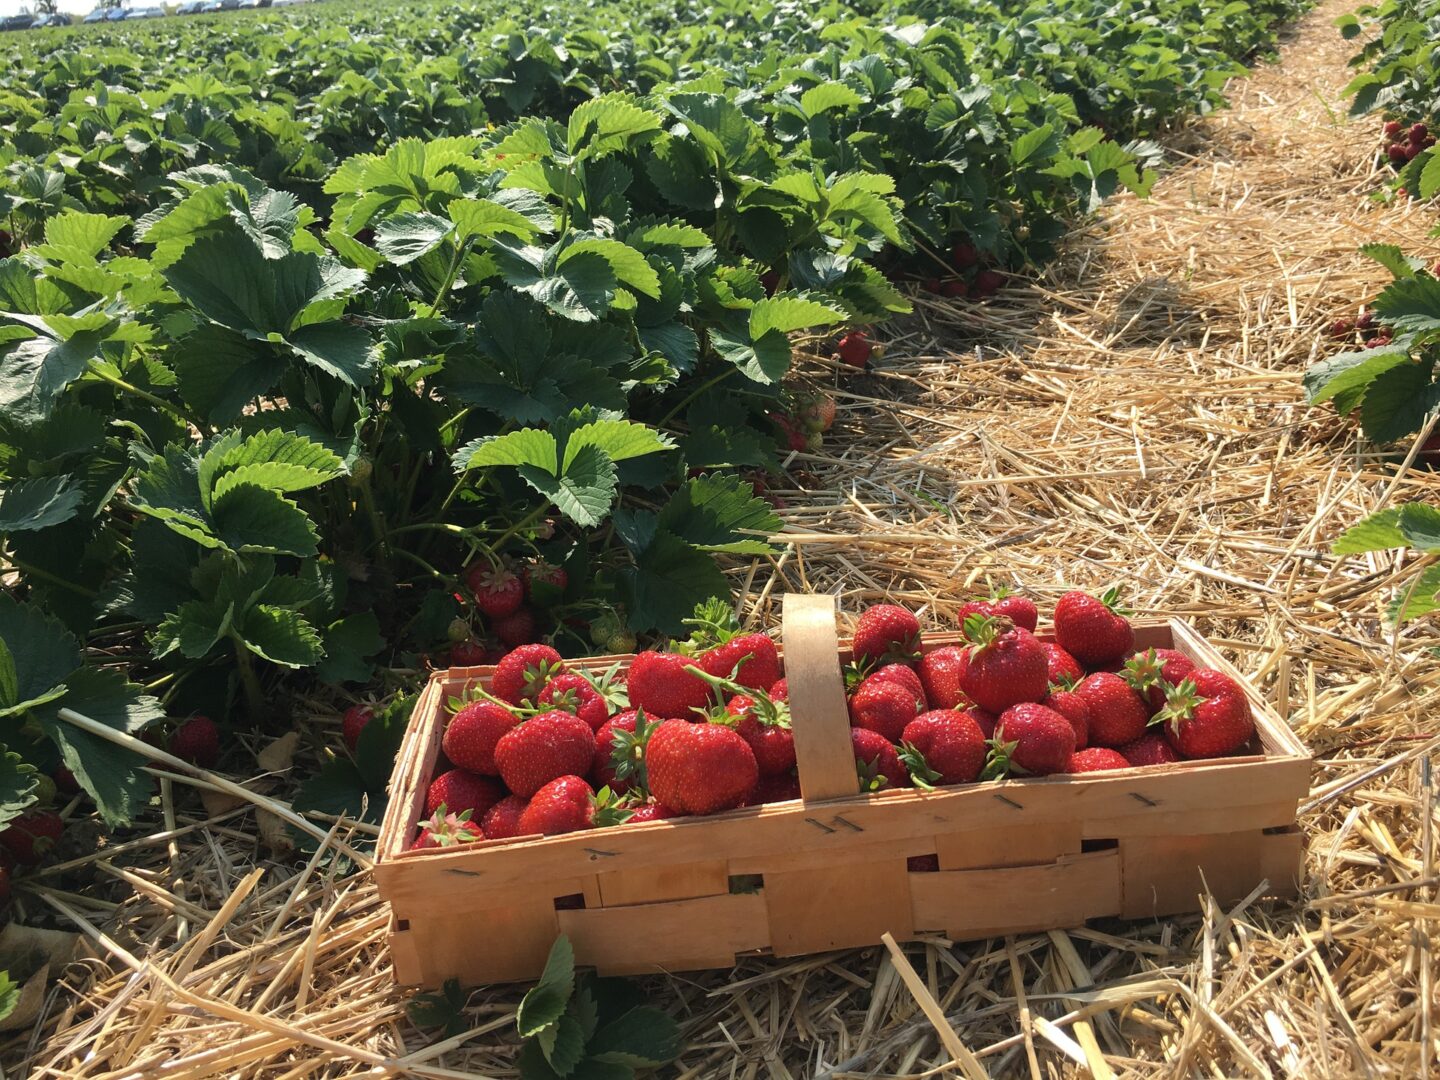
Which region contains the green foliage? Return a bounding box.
[1332,503,1440,621]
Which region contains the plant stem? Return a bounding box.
[656,366,736,428]
[87,362,205,431]
[232,637,264,721]
[3,559,95,597]
[424,238,471,318]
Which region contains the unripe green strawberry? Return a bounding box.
[446,618,472,643]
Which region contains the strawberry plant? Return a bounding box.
[1332,502,1440,621]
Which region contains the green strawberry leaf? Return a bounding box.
[588,1006,682,1067]
[517,935,577,1039]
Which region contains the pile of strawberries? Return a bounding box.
[770,389,838,452]
[920,239,1006,300]
[411,589,1258,849]
[445,558,570,667]
[1381,120,1435,169]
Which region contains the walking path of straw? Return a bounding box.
[9,1,1439,1075]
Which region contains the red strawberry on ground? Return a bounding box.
[521,561,568,603]
[0,810,63,865]
[1118,732,1181,767]
[797,393,837,434]
[988,704,1075,777]
[448,641,489,666]
[494,711,596,797]
[941,279,969,298]
[444,700,521,775]
[481,795,529,840]
[646,720,758,814]
[1065,748,1131,773]
[958,615,1048,713]
[493,606,539,647]
[918,646,970,709]
[342,705,374,753]
[1123,647,1197,714]
[848,677,922,742]
[701,633,782,693]
[169,715,219,769]
[539,672,612,731]
[973,269,1005,297]
[836,331,872,368]
[952,240,980,268]
[1053,589,1135,667]
[1158,670,1255,759]
[899,711,987,787]
[1075,672,1149,748]
[852,604,922,666]
[1041,689,1091,749]
[1042,643,1084,688]
[1384,119,1403,137]
[771,413,809,452]
[411,807,484,850]
[491,644,565,704]
[852,728,908,792]
[627,652,711,718]
[425,768,505,818]
[517,776,624,836]
[466,564,523,618]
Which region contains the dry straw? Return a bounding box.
[6,0,1439,1073]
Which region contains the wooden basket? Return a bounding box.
[375,595,1310,988]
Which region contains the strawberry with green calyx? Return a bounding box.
[444,698,523,775]
[918,646,969,709]
[493,710,596,797]
[988,590,1038,633]
[1054,588,1135,667]
[448,641,489,666]
[685,663,797,777]
[684,598,782,692]
[1118,731,1180,767]
[958,614,1048,713]
[626,799,681,823]
[849,662,927,710]
[646,719,758,814]
[589,610,636,654]
[899,711,987,787]
[517,777,633,836]
[594,709,658,794]
[626,651,712,718]
[984,703,1075,778]
[521,560,568,605]
[852,603,922,666]
[446,617,472,644]
[411,805,484,850]
[465,563,524,619]
[538,672,612,731]
[1074,671,1148,747]
[795,391,837,434]
[1064,748,1131,774]
[0,810,63,865]
[1040,688,1090,749]
[835,330,874,369]
[852,728,908,792]
[481,795,528,840]
[1042,643,1084,687]
[342,704,375,753]
[426,768,505,818]
[848,676,922,742]
[491,644,566,705]
[1154,670,1254,759]
[1122,647,1196,715]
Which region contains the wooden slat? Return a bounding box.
[934,821,1082,870]
[376,674,446,860]
[597,861,729,907]
[764,857,914,956]
[558,893,769,976]
[910,850,1121,937]
[392,899,560,987]
[1085,800,1301,839]
[1120,829,1273,918]
[783,593,860,803]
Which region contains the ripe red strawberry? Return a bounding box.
[852,604,922,666]
[722,693,795,776]
[851,728,908,792]
[964,707,998,739]
[448,641,489,666]
[517,776,611,836]
[493,606,539,647]
[444,700,520,775]
[941,279,969,298]
[465,564,523,618]
[538,672,611,731]
[907,854,940,872]
[1053,589,1135,667]
[1042,643,1084,687]
[521,561,568,602]
[956,599,995,625]
[1410,122,1429,143]
[701,633,781,692]
[342,705,374,752]
[1356,310,1375,330]
[1075,672,1149,747]
[918,646,970,709]
[752,771,801,804]
[481,795,529,839]
[169,715,219,769]
[1118,732,1180,767]
[861,663,928,709]
[899,711,986,786]
[836,331,872,368]
[952,240,979,268]
[1329,318,1354,338]
[760,269,781,296]
[958,616,1048,713]
[1041,689,1091,749]
[491,644,565,704]
[990,593,1038,632]
[1123,647,1196,714]
[1387,143,1408,164]
[0,810,63,865]
[425,769,505,818]
[923,276,943,294]
[1064,748,1130,773]
[1158,669,1255,759]
[493,711,596,797]
[848,677,921,742]
[627,801,680,823]
[411,808,484,850]
[989,704,1075,777]
[769,677,788,701]
[973,269,1005,297]
[53,767,79,795]
[627,652,711,718]
[646,720,758,814]
[592,709,660,795]
[1384,119,1403,137]
[772,412,809,451]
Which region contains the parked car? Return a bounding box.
[126,5,165,16]
[176,1,207,12]
[81,7,108,21]
[105,7,127,19]
[30,12,70,26]
[0,12,35,30]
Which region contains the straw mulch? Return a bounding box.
[8,0,1439,1075]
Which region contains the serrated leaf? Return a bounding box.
[1421,150,1440,201]
[288,322,375,388]
[1303,347,1411,407]
[560,239,660,299]
[801,82,863,116]
[495,241,617,323]
[517,936,576,1038]
[588,1006,681,1067]
[151,598,234,660]
[0,475,84,532]
[1391,563,1440,622]
[0,331,103,424]
[0,746,38,832]
[1371,275,1440,335]
[449,198,545,242]
[749,295,847,339]
[619,528,729,635]
[210,483,320,556]
[710,326,792,385]
[43,212,127,260]
[1360,243,1423,279]
[454,428,558,472]
[519,443,618,527]
[1398,503,1440,552]
[373,212,454,266]
[1358,363,1440,443]
[0,595,82,711]
[565,419,672,466]
[239,605,324,668]
[567,94,663,159]
[657,473,782,553]
[315,613,384,685]
[538,1013,588,1076]
[1012,123,1061,165]
[1333,507,1406,553]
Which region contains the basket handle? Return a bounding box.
[782,592,859,802]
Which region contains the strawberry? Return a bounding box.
[465,564,523,618]
[1387,143,1408,164]
[701,633,781,693]
[169,715,219,769]
[493,711,596,797]
[1157,670,1254,759]
[1384,120,1403,137]
[941,279,969,298]
[53,767,79,795]
[592,709,659,795]
[491,644,564,704]
[956,599,995,625]
[772,412,809,451]
[1053,589,1135,667]
[448,641,489,666]
[987,704,1075,777]
[907,854,940,872]
[646,720,758,814]
[848,677,921,742]
[923,276,943,294]
[1042,643,1084,687]
[517,776,623,836]
[627,801,680,823]
[918,646,970,709]
[769,677,788,701]
[1122,647,1196,714]
[861,663,928,709]
[722,692,795,776]
[851,728,908,792]
[964,707,998,739]
[493,606,539,647]
[1329,318,1354,338]
[752,771,801,804]
[481,795,529,839]
[1355,310,1375,330]
[836,331,872,368]
[958,615,1048,713]
[627,652,711,718]
[899,711,986,787]
[1410,122,1429,143]
[760,269,781,296]
[522,561,568,603]
[797,393,837,434]
[852,604,922,666]
[1064,748,1130,774]
[1074,672,1149,747]
[989,591,1038,632]
[411,807,484,850]
[0,810,63,864]
[973,269,1005,297]
[444,700,520,775]
[342,705,374,752]
[951,240,979,268]
[425,769,504,818]
[539,672,612,731]
[1041,689,1091,749]
[447,618,473,643]
[1118,732,1180,767]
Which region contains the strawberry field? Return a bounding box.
[1,0,1439,1073]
